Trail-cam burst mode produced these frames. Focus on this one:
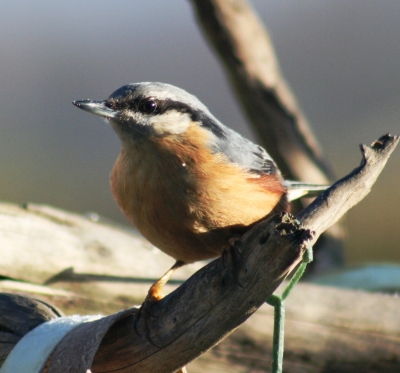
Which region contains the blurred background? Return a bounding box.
[1,0,399,266]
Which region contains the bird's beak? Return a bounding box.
[72,100,117,119]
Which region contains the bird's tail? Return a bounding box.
[283,180,329,201]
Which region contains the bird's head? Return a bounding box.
[73,82,225,142]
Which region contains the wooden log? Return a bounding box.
[0,135,398,372]
[88,134,398,373]
[0,294,61,367]
[191,283,400,373]
[0,134,396,372]
[1,284,400,373]
[0,202,204,307]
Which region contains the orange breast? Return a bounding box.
[110,123,288,263]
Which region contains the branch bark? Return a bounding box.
[0,136,398,372]
[37,134,399,372]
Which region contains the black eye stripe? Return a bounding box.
[106,96,225,139]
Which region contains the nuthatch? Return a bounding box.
[73,82,327,302]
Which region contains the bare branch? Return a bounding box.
[41,134,398,372]
[0,136,398,372]
[298,134,400,240]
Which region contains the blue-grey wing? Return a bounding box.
[200,114,329,200]
[201,114,279,176]
[225,135,279,175]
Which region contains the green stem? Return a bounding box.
[266,246,313,373]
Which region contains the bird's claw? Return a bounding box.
[134,294,162,347]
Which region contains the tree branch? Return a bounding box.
[0,136,398,372]
[298,134,399,238]
[41,134,398,372]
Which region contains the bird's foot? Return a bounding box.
[134,260,185,346]
[134,284,163,346]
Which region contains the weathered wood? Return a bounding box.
[90,216,311,373]
[2,283,400,373]
[0,202,201,282]
[298,134,399,245]
[91,135,398,373]
[0,294,61,367]
[0,202,204,306]
[0,133,390,372]
[0,133,398,372]
[190,283,400,373]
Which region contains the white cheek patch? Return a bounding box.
[149,111,191,135]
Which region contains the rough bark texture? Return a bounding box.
[0,134,398,372]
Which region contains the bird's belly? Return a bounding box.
[110,142,287,263]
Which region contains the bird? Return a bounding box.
[73,82,328,305]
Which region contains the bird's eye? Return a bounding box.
[139,99,157,114]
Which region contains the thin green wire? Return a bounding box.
[266,246,313,373]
